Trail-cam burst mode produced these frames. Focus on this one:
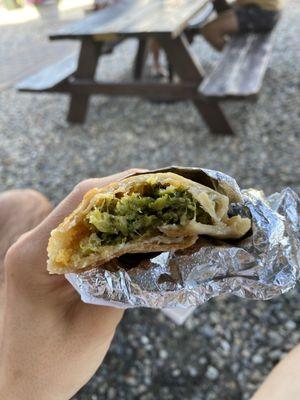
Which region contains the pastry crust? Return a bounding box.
[47,173,251,274]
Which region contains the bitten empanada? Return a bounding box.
[47,172,251,274]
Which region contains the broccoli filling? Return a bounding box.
[80,184,212,253]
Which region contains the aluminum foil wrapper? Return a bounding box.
[66,167,300,309]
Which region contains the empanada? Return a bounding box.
[47,172,251,274]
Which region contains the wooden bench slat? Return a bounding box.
[199,32,274,98]
[16,53,78,91]
[50,0,209,41]
[236,33,274,95]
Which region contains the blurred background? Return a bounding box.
[0,0,299,399]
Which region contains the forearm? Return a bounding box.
[251,344,300,400]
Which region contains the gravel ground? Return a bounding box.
[1,2,300,399]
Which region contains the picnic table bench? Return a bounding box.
[199,31,275,98]
[17,0,277,135]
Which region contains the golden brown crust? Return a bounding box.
[49,235,198,274]
[47,172,251,274]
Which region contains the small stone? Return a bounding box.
[237,371,245,382]
[159,349,168,360]
[187,366,198,377]
[199,357,207,365]
[252,354,264,365]
[107,387,116,399]
[125,375,138,386]
[144,376,152,385]
[291,331,300,342]
[211,351,226,369]
[210,312,220,324]
[136,384,147,394]
[231,363,239,374]
[242,349,251,358]
[285,320,297,330]
[220,340,231,355]
[207,393,218,400]
[268,331,283,346]
[251,370,264,383]
[185,317,198,330]
[172,369,181,377]
[202,325,215,338]
[140,336,149,345]
[206,366,219,380]
[269,350,283,361]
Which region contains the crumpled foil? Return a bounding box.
[66,167,300,309]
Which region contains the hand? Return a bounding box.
[0,169,145,400]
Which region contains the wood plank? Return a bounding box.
[16,41,118,93]
[57,80,198,100]
[133,38,149,80]
[50,0,209,41]
[67,39,100,123]
[237,33,274,95]
[16,53,78,91]
[200,32,274,98]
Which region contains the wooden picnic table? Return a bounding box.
[17,0,240,134]
[17,0,276,134]
[46,0,234,134]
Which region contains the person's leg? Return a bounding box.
[201,9,239,51]
[148,39,168,78]
[0,190,53,333]
[201,5,280,52]
[251,344,300,400]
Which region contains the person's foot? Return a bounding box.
[0,189,53,331]
[150,64,169,80]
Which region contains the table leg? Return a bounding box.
[68,39,101,123]
[133,38,148,80]
[158,34,234,135]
